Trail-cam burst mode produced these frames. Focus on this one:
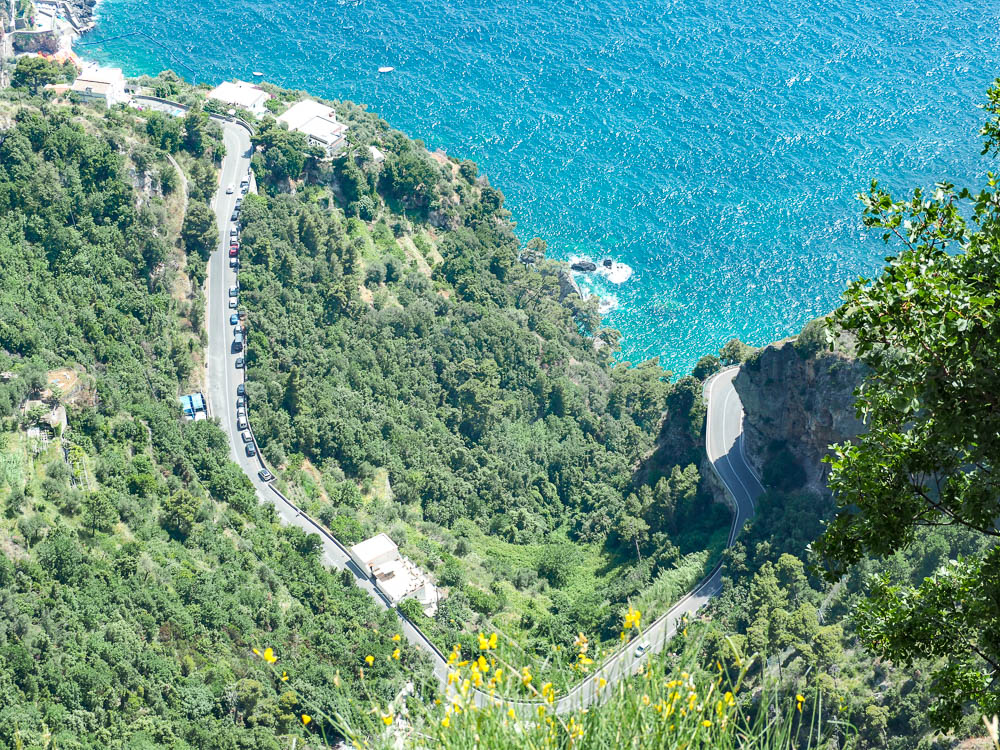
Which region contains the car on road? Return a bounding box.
[245,443,257,457]
[226,185,234,194]
[634,643,649,658]
[230,313,239,325]
[228,298,237,309]
[228,286,239,297]
[229,257,238,268]
[237,415,248,430]
[237,383,245,396]
[235,357,244,369]
[258,468,274,482]
[229,246,238,257]
[235,198,242,208]
[240,430,252,443]
[230,228,238,237]
[231,212,239,222]
[236,395,245,407]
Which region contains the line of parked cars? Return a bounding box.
[226,174,273,484]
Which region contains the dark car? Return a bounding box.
[245,443,257,457]
[237,383,245,396]
[231,213,239,222]
[235,357,244,369]
[258,468,274,482]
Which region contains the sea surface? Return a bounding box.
[81,0,1000,373]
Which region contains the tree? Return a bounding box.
[83,492,117,534]
[11,56,62,94]
[691,354,721,380]
[183,106,210,157]
[181,201,218,262]
[814,80,1000,730]
[718,338,755,365]
[162,489,199,537]
[145,112,183,153]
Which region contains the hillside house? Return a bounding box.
[277,99,348,156]
[348,533,439,615]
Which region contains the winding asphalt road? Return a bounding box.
[199,116,763,713]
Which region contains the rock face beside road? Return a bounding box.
[733,323,867,496]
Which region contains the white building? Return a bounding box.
[369,145,386,165]
[207,80,272,116]
[277,99,348,155]
[348,533,439,615]
[71,64,128,108]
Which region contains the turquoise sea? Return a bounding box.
[82,0,1000,373]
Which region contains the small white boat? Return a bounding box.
[252,71,264,78]
[378,66,394,73]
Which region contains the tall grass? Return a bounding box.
[264,624,856,750]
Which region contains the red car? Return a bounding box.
[229,246,238,257]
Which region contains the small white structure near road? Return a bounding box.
[369,145,386,165]
[348,533,439,615]
[208,80,272,116]
[71,64,128,108]
[277,99,348,155]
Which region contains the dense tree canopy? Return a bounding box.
[0,96,413,747]
[814,82,1000,728]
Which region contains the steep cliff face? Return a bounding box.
[733,328,867,496]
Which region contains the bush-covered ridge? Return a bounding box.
[0,93,412,749]
[232,89,730,680]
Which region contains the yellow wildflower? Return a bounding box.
[441,715,451,728]
[365,655,374,666]
[301,714,311,726]
[262,647,277,664]
[624,606,642,630]
[508,707,516,719]
[796,694,805,713]
[392,648,401,660]
[489,632,498,649]
[597,677,607,690]
[392,633,401,642]
[382,713,393,726]
[702,719,712,728]
[281,671,289,682]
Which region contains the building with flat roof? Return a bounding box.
[71,64,127,108]
[208,80,272,116]
[348,533,439,615]
[277,99,348,155]
[179,393,208,421]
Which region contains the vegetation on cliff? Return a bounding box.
[235,90,729,683]
[0,92,412,748]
